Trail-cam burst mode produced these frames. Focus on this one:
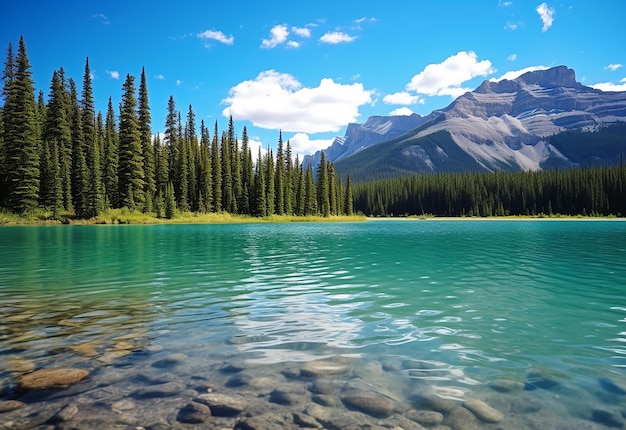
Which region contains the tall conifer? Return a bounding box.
[81,57,103,217]
[211,121,222,212]
[138,67,155,212]
[103,97,119,208]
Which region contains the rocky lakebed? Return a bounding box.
[2,336,626,430]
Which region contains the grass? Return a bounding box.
[0,208,367,226]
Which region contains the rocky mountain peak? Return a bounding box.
[475,66,581,94]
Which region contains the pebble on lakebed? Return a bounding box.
[17,368,89,391]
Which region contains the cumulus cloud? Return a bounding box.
[176,79,182,86]
[591,78,626,92]
[383,91,422,105]
[389,107,415,116]
[508,53,518,61]
[222,70,373,133]
[292,26,311,38]
[261,24,289,48]
[287,41,300,48]
[154,74,165,80]
[536,3,555,32]
[406,51,495,98]
[106,70,120,80]
[605,64,623,71]
[319,31,357,44]
[288,133,335,155]
[505,21,518,31]
[490,65,549,82]
[197,29,234,45]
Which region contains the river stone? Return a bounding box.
[309,379,334,395]
[301,358,351,377]
[18,368,89,391]
[443,406,479,430]
[176,401,211,424]
[0,400,25,412]
[312,394,341,407]
[151,353,188,368]
[462,398,503,423]
[7,358,36,373]
[293,411,323,428]
[406,409,444,426]
[341,391,395,417]
[592,408,624,428]
[220,361,247,373]
[411,391,457,413]
[49,403,79,423]
[599,377,626,395]
[194,392,246,416]
[131,381,184,398]
[269,384,308,405]
[234,413,292,430]
[388,414,428,430]
[489,378,525,393]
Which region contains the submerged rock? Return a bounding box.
[301,358,352,377]
[443,406,480,430]
[18,368,89,391]
[592,408,624,428]
[269,384,308,405]
[410,391,457,413]
[406,409,443,426]
[489,378,525,393]
[292,411,322,428]
[599,377,626,395]
[462,398,503,423]
[176,401,211,424]
[49,403,79,424]
[151,353,188,368]
[194,392,246,416]
[0,400,25,412]
[131,381,184,398]
[340,390,395,417]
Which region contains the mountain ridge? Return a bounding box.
[313,65,626,182]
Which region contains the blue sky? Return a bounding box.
[2,0,625,158]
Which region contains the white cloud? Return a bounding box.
[389,107,415,116]
[261,24,289,48]
[288,133,334,156]
[92,13,110,25]
[106,70,120,80]
[406,51,495,98]
[490,65,549,82]
[222,70,373,134]
[292,26,311,38]
[499,0,513,6]
[176,79,182,86]
[508,53,518,61]
[197,29,234,45]
[354,17,376,24]
[154,74,165,80]
[591,78,626,92]
[287,41,300,48]
[505,21,518,31]
[383,91,421,105]
[319,31,357,44]
[605,64,623,71]
[536,3,555,32]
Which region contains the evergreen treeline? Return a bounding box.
[0,37,352,219]
[353,164,626,217]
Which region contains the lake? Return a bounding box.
[1,220,626,429]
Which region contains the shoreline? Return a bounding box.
[366,215,626,221]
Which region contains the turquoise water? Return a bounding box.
[1,220,626,427]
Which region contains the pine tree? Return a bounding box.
[164,182,176,219]
[275,131,285,215]
[2,36,40,213]
[176,111,189,211]
[344,174,354,215]
[69,78,88,216]
[239,126,253,214]
[0,41,14,207]
[103,97,119,208]
[253,146,266,216]
[184,105,197,211]
[118,74,145,210]
[81,57,103,217]
[164,96,177,187]
[211,121,222,212]
[228,115,242,213]
[265,148,275,215]
[284,140,294,215]
[221,130,234,212]
[317,152,330,217]
[304,165,317,215]
[198,119,213,212]
[138,67,156,213]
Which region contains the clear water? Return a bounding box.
[1,220,626,428]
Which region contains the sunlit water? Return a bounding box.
[1,220,626,428]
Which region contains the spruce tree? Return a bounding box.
[176,111,189,211]
[2,36,40,213]
[199,119,213,212]
[138,67,156,212]
[81,57,103,217]
[0,42,14,206]
[253,146,266,216]
[239,126,253,214]
[69,78,88,216]
[265,148,275,215]
[317,152,330,217]
[284,140,294,215]
[211,121,222,212]
[228,116,242,213]
[164,95,178,187]
[221,130,234,212]
[118,74,145,210]
[304,165,317,215]
[103,97,119,208]
[344,174,354,215]
[275,131,285,215]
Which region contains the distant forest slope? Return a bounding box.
[353,164,626,217]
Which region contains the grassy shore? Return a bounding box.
[0,208,367,226]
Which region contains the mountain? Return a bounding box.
[325,66,626,182]
[302,113,427,169]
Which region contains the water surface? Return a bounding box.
[1,220,626,428]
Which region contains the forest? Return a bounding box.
[0,36,354,220]
[353,163,626,217]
